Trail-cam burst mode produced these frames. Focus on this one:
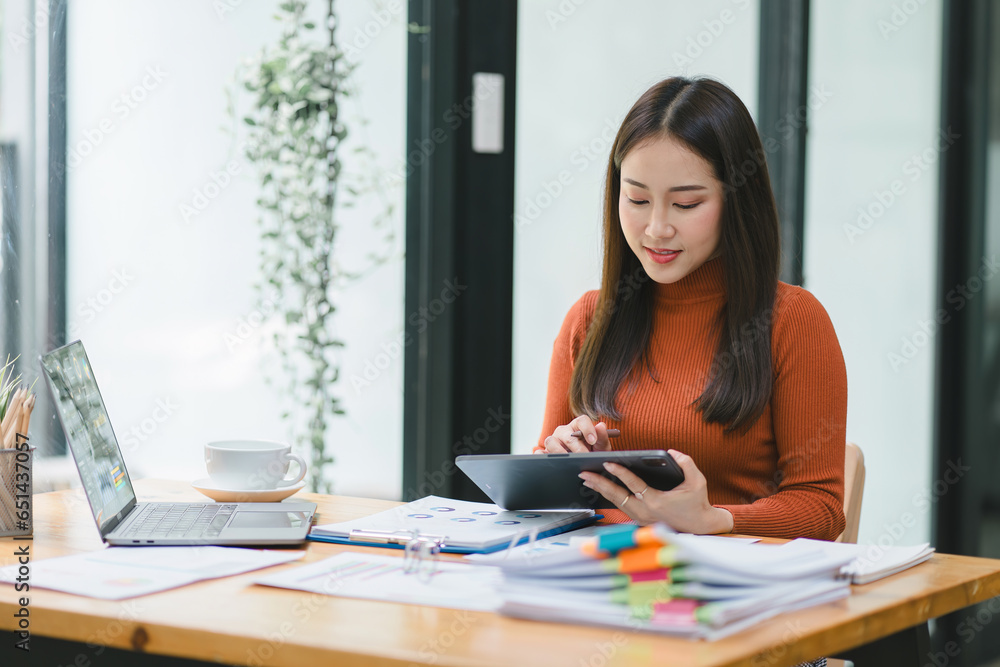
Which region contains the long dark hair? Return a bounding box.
[568,77,781,433]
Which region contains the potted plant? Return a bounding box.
[238,0,394,492]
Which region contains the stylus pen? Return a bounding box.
[570,429,621,439]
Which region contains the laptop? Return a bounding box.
[41,340,317,546]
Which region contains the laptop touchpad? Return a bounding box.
[228,511,310,529]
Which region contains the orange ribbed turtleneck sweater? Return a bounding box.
[538,257,847,540]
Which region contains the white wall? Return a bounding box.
[65,1,405,498]
[804,0,942,546]
[512,0,760,453]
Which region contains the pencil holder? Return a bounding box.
[0,442,33,537]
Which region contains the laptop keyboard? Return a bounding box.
[119,504,238,540]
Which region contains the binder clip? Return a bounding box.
[500,525,540,560]
[403,530,443,582]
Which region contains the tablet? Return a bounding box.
[455,450,685,510]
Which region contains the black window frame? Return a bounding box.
[402,0,517,501]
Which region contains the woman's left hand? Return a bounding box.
[579,450,734,534]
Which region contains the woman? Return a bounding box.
[536,76,847,541]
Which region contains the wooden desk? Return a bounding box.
[2,479,1000,667]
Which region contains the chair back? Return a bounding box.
[837,441,865,543]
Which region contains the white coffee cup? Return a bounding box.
[205,440,308,490]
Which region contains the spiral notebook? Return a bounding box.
[307,495,598,554]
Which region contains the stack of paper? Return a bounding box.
[480,524,858,640]
[789,539,934,585]
[253,526,933,629]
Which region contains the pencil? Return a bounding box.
[1,388,25,446]
[18,394,34,439]
[570,429,621,439]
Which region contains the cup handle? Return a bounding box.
[277,452,308,487]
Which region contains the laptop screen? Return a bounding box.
[41,341,136,534]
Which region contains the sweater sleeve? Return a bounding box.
[716,288,848,541]
[535,292,599,452]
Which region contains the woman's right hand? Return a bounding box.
[539,415,612,453]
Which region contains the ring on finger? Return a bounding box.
[620,494,631,508]
[635,486,649,501]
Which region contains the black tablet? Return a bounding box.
[455,450,685,510]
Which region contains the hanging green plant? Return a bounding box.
[237,0,395,493]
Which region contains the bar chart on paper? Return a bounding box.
[255,552,503,611]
